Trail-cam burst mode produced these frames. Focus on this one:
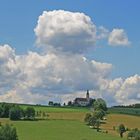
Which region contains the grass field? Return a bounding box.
[5,103,140,115]
[0,113,140,140]
[0,118,124,140]
[0,104,140,140]
[20,105,89,113]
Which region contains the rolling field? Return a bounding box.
[0,119,124,140]
[0,105,140,140]
[0,113,140,140]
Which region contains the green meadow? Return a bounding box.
[1,105,140,140]
[1,119,124,140]
[20,105,89,112]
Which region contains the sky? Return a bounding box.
[0,0,140,106]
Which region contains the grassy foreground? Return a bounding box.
[1,119,123,140]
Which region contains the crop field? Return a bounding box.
[108,107,140,116]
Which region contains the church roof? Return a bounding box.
[75,98,88,102]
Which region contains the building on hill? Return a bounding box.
[74,90,94,107]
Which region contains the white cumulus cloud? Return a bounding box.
[34,10,96,53]
[115,75,140,104]
[0,44,113,104]
[0,10,137,106]
[108,29,130,46]
[0,44,139,106]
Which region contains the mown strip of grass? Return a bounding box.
[20,105,89,112]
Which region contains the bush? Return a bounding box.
[127,130,135,139]
[127,128,140,140]
[135,130,140,140]
[25,107,35,120]
[118,124,126,138]
[113,126,115,130]
[9,106,23,120]
[0,124,18,140]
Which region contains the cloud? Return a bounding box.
[0,10,137,106]
[34,10,96,54]
[34,10,131,50]
[0,44,113,104]
[0,44,139,106]
[108,29,130,46]
[115,75,140,105]
[0,45,20,91]
[97,26,109,39]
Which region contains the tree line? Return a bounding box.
[0,103,35,120]
[113,103,140,108]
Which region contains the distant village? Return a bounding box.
[48,90,95,107]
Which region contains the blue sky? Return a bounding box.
[0,0,140,78]
[0,0,140,105]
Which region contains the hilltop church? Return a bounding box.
[74,90,94,107]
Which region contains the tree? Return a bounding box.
[89,116,97,127]
[93,98,107,111]
[0,124,18,140]
[9,106,23,120]
[0,106,3,117]
[48,101,53,106]
[84,113,92,124]
[118,124,126,138]
[0,103,13,118]
[94,119,101,132]
[25,107,35,120]
[67,101,72,106]
[53,103,61,106]
[93,109,106,120]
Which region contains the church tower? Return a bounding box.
[86,90,89,100]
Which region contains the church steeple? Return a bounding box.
[86,90,89,100]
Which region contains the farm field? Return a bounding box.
[108,107,140,116]
[4,103,139,115]
[1,109,140,140]
[20,104,89,113]
[101,114,140,136]
[0,118,124,140]
[0,104,140,140]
